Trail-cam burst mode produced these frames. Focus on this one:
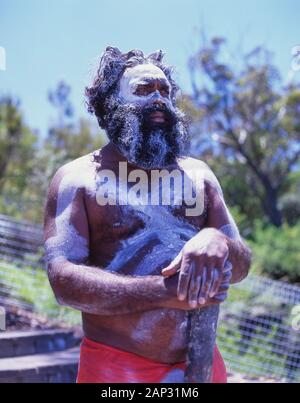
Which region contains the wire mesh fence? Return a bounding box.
[218,276,300,382]
[0,214,299,382]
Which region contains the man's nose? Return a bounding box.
[151,90,165,105]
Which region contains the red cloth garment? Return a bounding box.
[77,337,227,383]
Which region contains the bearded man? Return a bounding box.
[44,47,252,383]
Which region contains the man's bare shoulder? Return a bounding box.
[177,156,222,193]
[49,151,98,195]
[178,155,216,172]
[56,152,96,175]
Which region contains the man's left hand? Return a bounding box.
[161,228,232,308]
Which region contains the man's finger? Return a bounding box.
[210,260,232,297]
[211,292,228,303]
[197,266,207,305]
[222,267,232,283]
[209,268,220,298]
[177,255,193,301]
[206,267,218,299]
[187,264,201,308]
[205,264,221,300]
[161,251,183,277]
[218,282,230,292]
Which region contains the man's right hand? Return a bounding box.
[162,270,230,311]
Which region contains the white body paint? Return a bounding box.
[97,172,200,346]
[45,157,96,264]
[118,63,172,106]
[100,163,197,345]
[219,223,240,240]
[46,152,240,350]
[104,159,240,346]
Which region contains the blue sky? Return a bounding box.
[0,0,300,138]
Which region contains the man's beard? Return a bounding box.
[104,97,189,169]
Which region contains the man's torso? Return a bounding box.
[58,148,210,363]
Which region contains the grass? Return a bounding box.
[0,260,81,326]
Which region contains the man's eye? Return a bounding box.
[135,86,149,96]
[161,87,170,97]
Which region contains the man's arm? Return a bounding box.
[162,162,252,307]
[44,166,222,316]
[205,176,252,284]
[47,258,171,315]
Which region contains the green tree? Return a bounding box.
[186,38,300,227]
[249,221,300,283]
[45,81,106,172]
[0,96,38,218]
[27,81,107,222]
[0,83,106,222]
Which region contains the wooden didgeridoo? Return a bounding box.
[184,304,220,383]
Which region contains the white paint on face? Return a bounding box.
[118,63,172,105]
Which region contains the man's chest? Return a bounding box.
[85,192,208,275]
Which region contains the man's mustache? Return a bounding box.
[140,102,176,129]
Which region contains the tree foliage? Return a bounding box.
[185,37,300,228]
[0,82,106,222]
[249,221,300,284]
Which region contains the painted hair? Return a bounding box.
[85,46,179,129]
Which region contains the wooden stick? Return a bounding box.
[184,305,220,383]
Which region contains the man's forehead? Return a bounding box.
[121,63,169,86]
